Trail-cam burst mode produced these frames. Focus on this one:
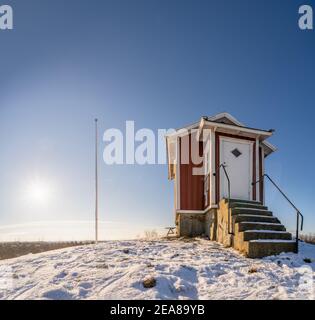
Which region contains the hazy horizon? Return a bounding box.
[0,220,169,242]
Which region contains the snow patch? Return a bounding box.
[0,239,314,300]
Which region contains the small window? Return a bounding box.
[231,148,242,158]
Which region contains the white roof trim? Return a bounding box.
[165,113,277,157]
[207,112,244,126]
[262,140,277,152]
[204,113,277,154]
[202,120,273,137]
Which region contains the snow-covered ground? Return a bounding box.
[0,238,314,300]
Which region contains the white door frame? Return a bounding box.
[219,136,254,201]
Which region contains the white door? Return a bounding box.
[220,137,253,200]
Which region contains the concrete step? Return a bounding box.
[231,207,273,217]
[242,230,292,241]
[224,198,262,205]
[237,221,286,232]
[245,240,297,258]
[220,197,295,258]
[230,202,268,210]
[233,214,279,224]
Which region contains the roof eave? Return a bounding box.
[202,120,273,138]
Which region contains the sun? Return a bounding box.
[25,178,53,206]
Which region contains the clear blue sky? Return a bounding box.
[0,0,314,240]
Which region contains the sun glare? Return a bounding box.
[25,179,53,206]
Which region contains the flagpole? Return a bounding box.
[95,118,99,244]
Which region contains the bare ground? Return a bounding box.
[0,241,93,260]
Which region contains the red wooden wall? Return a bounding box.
[179,134,204,210]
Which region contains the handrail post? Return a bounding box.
[223,165,232,235]
[218,163,233,235]
[296,212,299,254]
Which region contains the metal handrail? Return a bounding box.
[214,163,233,235]
[252,174,304,253]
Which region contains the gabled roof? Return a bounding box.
[207,112,244,126]
[202,112,277,156]
[165,112,277,157]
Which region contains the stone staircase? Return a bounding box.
[217,198,297,258]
